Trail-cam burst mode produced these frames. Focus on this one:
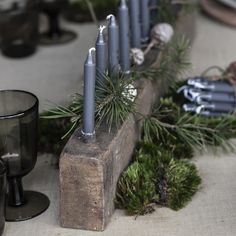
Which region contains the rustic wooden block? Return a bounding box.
[59,77,164,231]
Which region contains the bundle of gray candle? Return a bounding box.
[178,77,236,117]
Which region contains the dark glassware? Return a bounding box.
[0,0,39,58]
[39,0,77,45]
[0,90,50,222]
[0,159,6,236]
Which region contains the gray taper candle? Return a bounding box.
[129,0,141,48]
[107,14,119,78]
[96,25,107,84]
[82,47,96,137]
[118,0,131,74]
[198,103,236,113]
[196,92,236,104]
[188,77,235,93]
[140,0,150,42]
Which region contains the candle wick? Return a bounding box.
[89,47,96,54]
[106,14,115,20]
[99,25,106,33]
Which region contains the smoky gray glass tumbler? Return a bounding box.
[0,90,50,222]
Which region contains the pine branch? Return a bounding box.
[134,35,191,89]
[41,73,137,137]
[95,73,136,131]
[142,98,236,152]
[40,94,83,139]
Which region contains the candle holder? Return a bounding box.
[0,90,50,222]
[0,159,6,235]
[0,0,39,58]
[39,0,77,45]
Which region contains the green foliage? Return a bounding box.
[38,114,71,155]
[166,159,202,210]
[170,142,194,160]
[95,74,136,131]
[135,35,191,86]
[42,73,136,138]
[41,94,83,139]
[142,97,236,153]
[41,34,190,149]
[116,159,158,215]
[116,142,201,215]
[167,35,192,77]
[117,88,236,215]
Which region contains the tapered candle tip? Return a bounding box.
[106,14,117,26]
[106,14,115,20]
[97,27,105,44]
[86,48,96,64]
[89,47,96,54]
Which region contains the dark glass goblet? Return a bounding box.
[0,0,39,58]
[39,0,77,45]
[0,158,6,236]
[0,90,50,222]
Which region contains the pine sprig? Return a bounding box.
[41,94,83,139]
[167,35,191,76]
[41,73,136,137]
[142,97,236,152]
[135,35,191,88]
[95,73,136,131]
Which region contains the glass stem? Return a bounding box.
[47,12,61,37]
[7,177,25,206]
